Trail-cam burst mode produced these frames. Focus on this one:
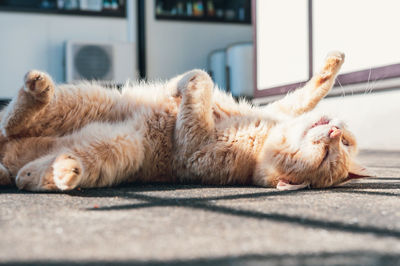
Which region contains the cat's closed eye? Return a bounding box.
[342,138,350,146]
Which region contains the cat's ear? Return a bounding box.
[348,161,375,179]
[276,180,309,191]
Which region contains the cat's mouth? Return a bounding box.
[309,117,342,139]
[311,117,330,129]
[303,116,332,137]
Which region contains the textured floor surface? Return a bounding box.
[0,150,399,266]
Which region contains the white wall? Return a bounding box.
[145,1,253,80]
[0,12,128,99]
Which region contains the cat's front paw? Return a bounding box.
[177,69,213,96]
[324,51,345,72]
[327,50,345,62]
[315,51,345,86]
[24,70,54,103]
[52,153,82,191]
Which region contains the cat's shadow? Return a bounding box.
[1,179,399,239]
[1,177,399,198]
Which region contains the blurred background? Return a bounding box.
[0,0,252,98]
[0,0,400,149]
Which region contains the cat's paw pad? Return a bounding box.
[316,51,345,85]
[24,70,54,101]
[327,50,345,60]
[52,154,82,191]
[324,51,345,71]
[177,69,213,95]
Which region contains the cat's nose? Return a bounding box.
[329,126,342,139]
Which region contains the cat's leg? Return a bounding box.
[1,70,54,137]
[266,51,345,116]
[15,121,145,191]
[1,136,57,179]
[0,162,11,186]
[175,69,215,157]
[0,132,11,185]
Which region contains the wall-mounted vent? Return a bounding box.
[66,41,137,83]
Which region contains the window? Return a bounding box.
[254,0,400,99]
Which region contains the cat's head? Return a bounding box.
[256,113,371,190]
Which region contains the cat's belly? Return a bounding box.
[127,110,177,183]
[173,125,270,185]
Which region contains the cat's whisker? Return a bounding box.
[364,67,372,95]
[336,78,345,97]
[368,73,388,94]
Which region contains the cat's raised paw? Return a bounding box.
[52,153,83,191]
[326,51,345,62]
[177,69,213,96]
[316,51,345,86]
[323,51,345,72]
[24,70,54,102]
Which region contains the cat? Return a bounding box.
[0,51,370,191]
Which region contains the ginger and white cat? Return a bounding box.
[0,51,369,191]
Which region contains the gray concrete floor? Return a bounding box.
[0,150,399,266]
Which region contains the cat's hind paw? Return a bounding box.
[24,70,55,103]
[16,155,55,191]
[177,69,213,96]
[16,153,82,191]
[52,153,83,191]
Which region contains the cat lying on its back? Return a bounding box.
[0,51,370,191]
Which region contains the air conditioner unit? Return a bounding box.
[65,41,137,83]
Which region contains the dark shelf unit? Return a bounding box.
[155,0,251,24]
[0,99,10,109]
[0,0,126,18]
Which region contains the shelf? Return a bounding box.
[0,6,125,17]
[0,99,10,108]
[156,14,250,24]
[0,1,126,18]
[155,0,251,24]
